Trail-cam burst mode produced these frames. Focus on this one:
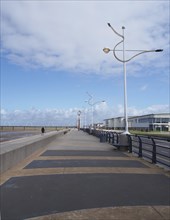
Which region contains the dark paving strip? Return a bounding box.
[24,160,148,169]
[1,173,169,220]
[41,150,127,157]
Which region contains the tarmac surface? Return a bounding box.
[0,129,170,220]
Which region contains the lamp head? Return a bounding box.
[155,49,163,52]
[103,48,110,54]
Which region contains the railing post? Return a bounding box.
[151,137,157,164]
[110,132,113,144]
[108,132,111,143]
[137,136,142,158]
[106,132,108,142]
[113,132,119,144]
[127,134,132,153]
[112,132,115,144]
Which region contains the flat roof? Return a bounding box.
[104,113,170,121]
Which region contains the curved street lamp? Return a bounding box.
[103,23,163,134]
[86,92,105,129]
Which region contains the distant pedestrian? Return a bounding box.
[41,127,45,134]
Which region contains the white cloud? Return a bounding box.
[140,84,148,91]
[1,1,169,76]
[1,1,169,123]
[127,104,170,117]
[1,104,169,126]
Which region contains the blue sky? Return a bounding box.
[1,0,170,126]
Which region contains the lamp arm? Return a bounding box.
[108,23,124,39]
[113,39,124,63]
[93,101,104,106]
[87,92,93,106]
[108,23,127,63]
[113,49,156,63]
[124,50,156,62]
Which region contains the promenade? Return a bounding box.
[1,129,170,220]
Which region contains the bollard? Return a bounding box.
[127,135,132,153]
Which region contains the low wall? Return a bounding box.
[0,129,70,174]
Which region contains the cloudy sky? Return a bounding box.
[1,0,170,126]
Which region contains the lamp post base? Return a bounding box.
[122,130,130,135]
[113,132,130,151]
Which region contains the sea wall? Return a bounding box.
[0,129,69,174]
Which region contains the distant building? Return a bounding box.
[104,113,170,132]
[93,122,105,129]
[104,117,124,130]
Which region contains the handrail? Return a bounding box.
[85,129,170,169]
[128,134,170,169]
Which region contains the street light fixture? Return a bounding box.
[103,48,110,54]
[103,23,163,134]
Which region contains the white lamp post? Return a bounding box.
[103,23,163,134]
[81,107,87,129]
[84,108,87,129]
[77,110,81,131]
[86,92,105,129]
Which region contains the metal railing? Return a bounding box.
[84,128,170,169]
[128,134,170,169]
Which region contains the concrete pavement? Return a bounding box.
[0,129,170,220]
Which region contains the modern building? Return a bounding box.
[104,113,170,132]
[104,117,124,130]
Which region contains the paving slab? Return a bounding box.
[41,150,127,157]
[45,129,115,151]
[1,173,170,220]
[24,159,148,169]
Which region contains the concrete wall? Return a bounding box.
[0,129,69,174]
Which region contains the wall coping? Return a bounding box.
[0,130,65,154]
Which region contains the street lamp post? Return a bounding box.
[86,92,105,129]
[103,23,163,134]
[77,110,81,131]
[84,108,87,129]
[81,107,87,129]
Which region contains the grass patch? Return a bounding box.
[129,130,170,138]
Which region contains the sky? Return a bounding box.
[1,0,170,126]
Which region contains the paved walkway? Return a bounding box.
[1,129,170,220]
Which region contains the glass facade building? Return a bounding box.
[104,113,170,131]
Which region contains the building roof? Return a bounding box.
[104,113,170,121]
[129,113,170,119]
